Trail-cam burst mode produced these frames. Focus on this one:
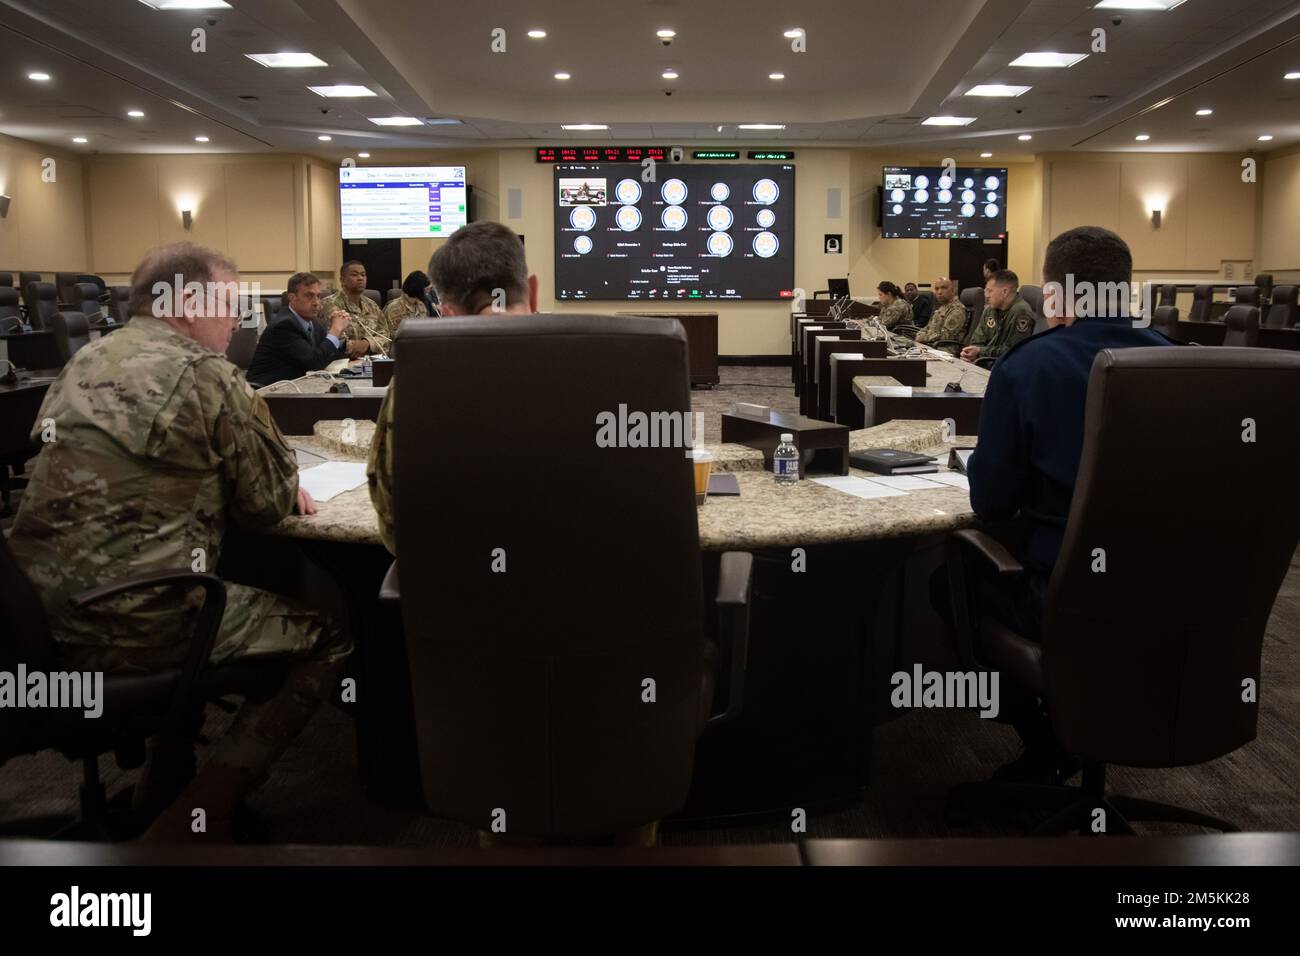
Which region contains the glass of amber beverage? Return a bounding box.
[687,448,714,505]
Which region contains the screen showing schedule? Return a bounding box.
[339,166,468,239]
[553,163,796,301]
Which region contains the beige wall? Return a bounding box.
[1260,144,1300,280]
[0,132,89,272]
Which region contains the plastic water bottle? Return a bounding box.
[774,433,799,486]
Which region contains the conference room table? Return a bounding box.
[238,409,980,822]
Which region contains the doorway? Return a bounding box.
[949,237,1009,295]
[340,238,402,297]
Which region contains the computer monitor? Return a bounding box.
[828,278,850,299]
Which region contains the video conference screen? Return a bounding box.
[881,166,1008,239]
[339,165,468,239]
[553,163,796,301]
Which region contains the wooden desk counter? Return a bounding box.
[267,419,978,552]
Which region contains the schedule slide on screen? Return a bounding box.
[340,166,468,239]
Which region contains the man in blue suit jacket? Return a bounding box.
[966,226,1176,782]
[247,272,350,387]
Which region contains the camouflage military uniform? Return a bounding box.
[915,299,970,356]
[382,293,428,329]
[969,294,1036,367]
[8,315,350,772]
[367,381,397,556]
[322,289,394,356]
[879,298,914,333]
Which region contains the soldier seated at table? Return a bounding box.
[382,270,432,328]
[321,260,394,357]
[876,281,915,335]
[8,241,352,841]
[961,269,1035,368]
[914,276,968,357]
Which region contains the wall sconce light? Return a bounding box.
[182,209,193,231]
[1150,209,1162,229]
[0,195,10,219]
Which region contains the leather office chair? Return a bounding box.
[959,287,984,346]
[18,271,41,293]
[1254,272,1273,305]
[0,533,286,839]
[75,274,107,298]
[1019,284,1046,334]
[1233,286,1261,309]
[1263,285,1297,329]
[946,347,1300,834]
[107,286,131,325]
[379,314,752,841]
[54,272,79,304]
[1221,305,1259,347]
[24,282,58,332]
[71,282,102,322]
[1188,285,1212,323]
[0,272,12,288]
[0,287,23,334]
[225,326,258,370]
[260,295,282,325]
[363,289,383,309]
[49,311,91,364]
[385,288,402,304]
[1156,283,1178,308]
[1150,305,1179,340]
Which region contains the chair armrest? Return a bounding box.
[708,551,753,725]
[945,529,1024,671]
[950,528,1025,576]
[70,570,226,731]
[378,560,399,605]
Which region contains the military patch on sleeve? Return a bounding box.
[986,316,997,328]
[1015,315,1032,333]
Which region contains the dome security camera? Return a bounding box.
[661,37,673,47]
[663,88,674,96]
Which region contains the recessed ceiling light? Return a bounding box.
[922,116,976,126]
[309,85,376,98]
[368,116,422,126]
[966,84,1031,97]
[245,52,328,69]
[1258,135,1274,141]
[127,109,145,118]
[1135,134,1150,141]
[662,70,678,79]
[1018,134,1033,141]
[27,72,51,81]
[1195,108,1213,116]
[980,152,993,158]
[1010,52,1087,68]
[137,0,231,9]
[195,136,210,142]
[656,29,676,39]
[562,124,608,131]
[527,29,546,39]
[423,118,463,125]
[1286,72,1300,80]
[137,0,231,8]
[1094,0,1187,9]
[357,152,370,158]
[716,125,725,132]
[769,73,785,80]
[318,135,332,141]
[783,28,804,38]
[554,72,571,80]
[72,137,87,144]
[738,123,786,130]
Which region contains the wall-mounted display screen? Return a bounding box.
[880,166,1008,239]
[339,165,468,239]
[554,163,796,301]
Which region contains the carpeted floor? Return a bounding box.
[2,367,1297,844]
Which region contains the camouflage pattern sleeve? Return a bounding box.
[915,301,968,355]
[367,381,397,555]
[880,300,912,330]
[213,361,300,528]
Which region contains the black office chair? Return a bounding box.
[1188,285,1212,323]
[1221,305,1259,347]
[0,531,289,839]
[363,289,383,309]
[0,272,12,288]
[1233,286,1261,309]
[24,282,59,332]
[70,282,102,323]
[1156,283,1178,308]
[1254,273,1273,305]
[1019,285,1046,334]
[225,326,258,370]
[946,347,1300,834]
[385,288,402,304]
[1263,285,1297,329]
[106,286,131,325]
[53,272,81,305]
[49,311,91,365]
[959,287,984,345]
[259,295,283,326]
[75,274,108,300]
[0,287,23,334]
[380,314,752,841]
[1150,305,1179,339]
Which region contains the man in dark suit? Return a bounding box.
[246,271,350,387]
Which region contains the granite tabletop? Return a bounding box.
[267,419,979,551]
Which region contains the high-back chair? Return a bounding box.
[1221,305,1259,348]
[1263,285,1297,329]
[363,289,382,309]
[24,282,59,331]
[71,282,102,322]
[959,287,984,345]
[380,314,752,840]
[1019,284,1046,334]
[947,347,1300,833]
[49,311,92,364]
[1188,285,1212,323]
[0,287,23,334]
[1150,305,1179,340]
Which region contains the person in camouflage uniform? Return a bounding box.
[915,276,970,356]
[962,269,1037,369]
[8,242,351,841]
[369,223,539,555]
[876,281,915,335]
[321,260,394,356]
[382,271,432,329]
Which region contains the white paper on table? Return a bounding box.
[297,461,369,502]
[863,474,946,491]
[925,472,971,490]
[811,476,908,500]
